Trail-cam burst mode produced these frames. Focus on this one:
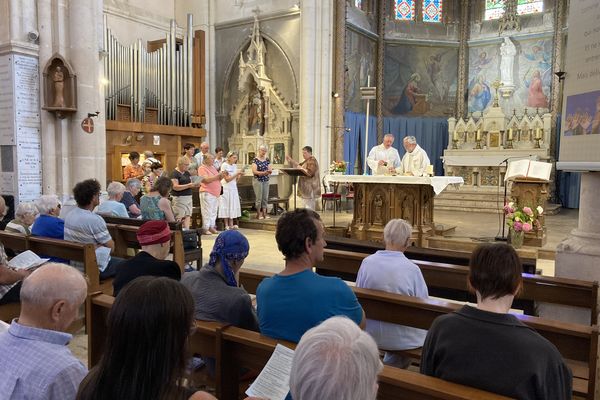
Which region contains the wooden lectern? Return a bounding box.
[280,168,309,210]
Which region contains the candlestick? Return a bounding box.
[508,128,513,141]
[535,128,542,140]
[453,130,458,141]
[476,129,481,141]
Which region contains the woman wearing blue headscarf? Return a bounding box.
[182,230,258,332]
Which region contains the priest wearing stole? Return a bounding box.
[367,134,401,175]
[397,136,431,177]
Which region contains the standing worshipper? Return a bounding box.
[219,152,243,230]
[194,141,210,166]
[286,146,321,210]
[198,154,226,235]
[397,136,430,177]
[170,157,197,229]
[140,177,176,223]
[367,134,401,175]
[213,147,225,171]
[251,144,272,219]
[122,151,144,180]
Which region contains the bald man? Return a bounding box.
[0,263,88,399]
[0,196,31,305]
[194,141,210,166]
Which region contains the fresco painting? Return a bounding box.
[345,30,377,113]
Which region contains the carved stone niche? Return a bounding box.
[42,55,77,119]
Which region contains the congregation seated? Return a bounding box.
[112,221,181,297]
[290,316,383,400]
[76,277,216,400]
[96,181,128,218]
[4,201,38,235]
[64,179,122,279]
[0,263,88,399]
[140,176,176,223]
[120,178,142,218]
[420,243,572,399]
[256,208,365,343]
[0,196,30,305]
[182,230,258,331]
[356,218,428,368]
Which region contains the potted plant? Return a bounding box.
[503,202,543,249]
[329,160,347,175]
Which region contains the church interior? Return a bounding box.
[3,0,600,399]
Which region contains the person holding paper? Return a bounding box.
[0,196,31,305]
[0,263,88,399]
[285,145,321,210]
[367,134,401,175]
[290,316,383,400]
[64,179,122,279]
[256,209,366,343]
[397,136,430,177]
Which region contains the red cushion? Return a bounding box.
[322,193,341,199]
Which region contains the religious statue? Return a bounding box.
[500,37,516,87]
[53,66,65,107]
[247,88,264,135]
[401,194,413,224]
[374,194,383,224]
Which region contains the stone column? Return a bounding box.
[456,0,470,118]
[299,0,334,171]
[541,173,600,326]
[67,0,106,189]
[375,0,386,143]
[332,0,346,162]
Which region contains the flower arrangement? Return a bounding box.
[503,202,543,233]
[329,160,347,173]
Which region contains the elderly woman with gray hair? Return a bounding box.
[356,218,428,369]
[31,195,64,240]
[4,202,38,235]
[97,182,129,218]
[120,178,142,218]
[290,316,383,400]
[251,144,272,219]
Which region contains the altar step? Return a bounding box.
[434,188,504,214]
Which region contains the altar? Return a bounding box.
[327,175,464,246]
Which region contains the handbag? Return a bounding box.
[182,230,199,250]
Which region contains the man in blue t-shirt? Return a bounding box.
[257,209,365,343]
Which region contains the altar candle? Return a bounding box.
[453,130,458,141]
[535,128,542,139]
[508,128,513,141]
[476,129,481,141]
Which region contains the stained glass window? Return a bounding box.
[355,0,362,10]
[517,0,543,15]
[395,0,415,21]
[423,0,443,23]
[485,0,506,20]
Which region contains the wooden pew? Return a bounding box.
[87,292,510,400]
[317,248,599,325]
[102,216,203,268]
[238,268,599,399]
[324,235,538,274]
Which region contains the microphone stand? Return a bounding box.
[495,158,510,242]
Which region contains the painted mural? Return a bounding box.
[467,37,553,114]
[383,44,458,117]
[345,29,377,113]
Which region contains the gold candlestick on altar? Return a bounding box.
[475,129,483,149]
[534,128,542,148]
[491,80,503,107]
[506,128,514,149]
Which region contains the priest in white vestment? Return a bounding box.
[367,134,401,175]
[397,136,431,177]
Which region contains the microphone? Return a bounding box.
[499,154,533,165]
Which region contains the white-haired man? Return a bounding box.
[290,316,383,400]
[0,263,88,399]
[367,133,400,175]
[96,181,129,218]
[356,218,428,368]
[397,136,430,177]
[194,141,210,166]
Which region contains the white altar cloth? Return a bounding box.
[326,175,464,196]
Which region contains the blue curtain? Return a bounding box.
[555,116,581,208]
[344,112,448,175]
[344,111,377,174]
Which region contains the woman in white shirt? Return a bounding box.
[218,152,243,230]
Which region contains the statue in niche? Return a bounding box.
[401,194,413,224]
[373,194,384,224]
[500,37,516,87]
[53,66,65,107]
[247,81,264,135]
